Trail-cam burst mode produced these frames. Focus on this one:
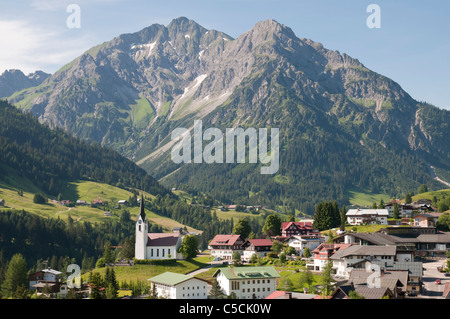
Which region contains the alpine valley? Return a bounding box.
[6,17,450,214]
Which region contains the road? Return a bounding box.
[419,259,449,299]
[428,164,450,188]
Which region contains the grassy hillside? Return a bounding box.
[0,166,201,233]
[345,187,391,207]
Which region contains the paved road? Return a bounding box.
[419,259,449,299]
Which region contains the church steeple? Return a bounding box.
[138,195,146,222]
[135,194,148,260]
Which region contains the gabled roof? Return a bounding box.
[147,233,180,246]
[213,266,280,280]
[148,272,209,286]
[330,245,396,260]
[246,239,273,247]
[281,221,313,230]
[209,234,244,246]
[370,260,423,278]
[333,283,393,299]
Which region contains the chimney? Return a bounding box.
[285,292,292,299]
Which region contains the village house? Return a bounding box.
[0,199,4,207]
[148,272,210,299]
[414,213,442,228]
[348,268,407,298]
[286,234,324,256]
[135,199,183,260]
[241,239,273,262]
[213,266,280,299]
[346,209,388,225]
[307,243,352,272]
[369,260,423,295]
[331,282,394,299]
[209,234,245,261]
[280,221,318,237]
[329,245,397,279]
[29,267,68,297]
[338,227,450,258]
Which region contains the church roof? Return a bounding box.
[147,233,180,246]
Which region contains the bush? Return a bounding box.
[33,193,46,204]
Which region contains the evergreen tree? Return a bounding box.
[1,253,28,298]
[209,278,225,299]
[393,203,400,219]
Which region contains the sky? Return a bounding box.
[0,0,449,110]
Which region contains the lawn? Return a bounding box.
[82,257,209,284]
[345,187,391,207]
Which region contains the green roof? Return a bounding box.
[148,272,195,286]
[213,266,280,280]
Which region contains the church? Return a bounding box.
[135,197,183,260]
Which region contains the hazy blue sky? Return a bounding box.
[1,0,449,110]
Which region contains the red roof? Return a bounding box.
[247,239,273,246]
[281,221,313,230]
[209,234,243,246]
[265,290,288,299]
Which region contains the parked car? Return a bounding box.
[435,279,441,285]
[407,291,417,297]
[444,273,450,277]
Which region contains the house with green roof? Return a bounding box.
[212,266,280,299]
[148,272,210,299]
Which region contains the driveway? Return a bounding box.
[420,259,449,298]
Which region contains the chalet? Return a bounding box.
[280,221,318,237]
[414,213,442,228]
[346,209,388,225]
[0,199,4,207]
[307,243,352,272]
[118,200,127,205]
[241,239,273,262]
[213,266,280,299]
[331,282,394,299]
[92,200,103,206]
[148,272,210,299]
[330,245,397,279]
[209,234,245,260]
[60,200,70,206]
[370,260,423,294]
[29,268,67,297]
[349,268,406,298]
[286,235,324,256]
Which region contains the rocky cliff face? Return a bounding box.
[0,69,50,98]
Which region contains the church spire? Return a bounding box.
[139,195,146,221]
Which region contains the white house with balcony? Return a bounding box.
[346,209,388,225]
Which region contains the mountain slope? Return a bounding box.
[7,18,450,214]
[0,69,50,98]
[0,99,167,197]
